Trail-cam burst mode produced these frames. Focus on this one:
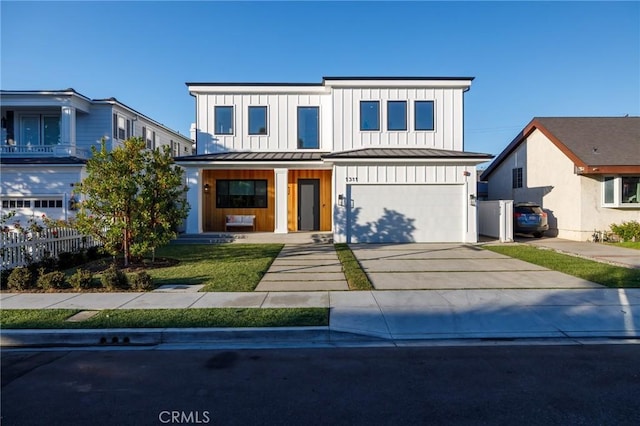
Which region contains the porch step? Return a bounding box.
[171,234,237,244]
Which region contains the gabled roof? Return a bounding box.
[481,117,640,179]
[323,147,492,160]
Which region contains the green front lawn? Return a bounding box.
[485,245,640,288]
[609,242,640,250]
[335,243,373,290]
[148,244,283,291]
[0,308,329,329]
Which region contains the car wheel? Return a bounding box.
[533,232,543,238]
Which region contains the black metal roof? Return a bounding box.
[0,157,87,165]
[322,147,493,159]
[186,76,475,87]
[175,151,328,162]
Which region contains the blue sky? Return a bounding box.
[2,1,638,163]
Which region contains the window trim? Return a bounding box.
[214,106,235,135]
[387,100,407,131]
[360,101,380,131]
[603,175,640,208]
[297,106,320,149]
[415,100,435,131]
[248,106,268,135]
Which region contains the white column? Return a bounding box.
[60,106,76,146]
[274,168,289,234]
[185,167,202,234]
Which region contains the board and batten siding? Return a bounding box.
[331,87,464,152]
[195,92,332,154]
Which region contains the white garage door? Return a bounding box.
[347,184,464,243]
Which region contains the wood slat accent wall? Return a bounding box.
[287,170,332,232]
[202,170,275,232]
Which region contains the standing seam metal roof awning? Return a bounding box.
[175,152,328,162]
[322,147,493,159]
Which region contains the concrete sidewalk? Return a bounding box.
[2,288,639,345]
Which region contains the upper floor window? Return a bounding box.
[512,167,523,189]
[387,101,407,131]
[142,127,155,150]
[19,115,60,146]
[297,107,319,149]
[113,114,131,141]
[360,101,380,131]
[415,101,435,131]
[249,106,267,135]
[215,106,234,135]
[604,176,640,206]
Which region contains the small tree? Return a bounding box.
[134,145,189,262]
[73,138,189,266]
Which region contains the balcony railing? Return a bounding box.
[1,144,91,159]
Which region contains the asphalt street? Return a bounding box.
[2,344,640,426]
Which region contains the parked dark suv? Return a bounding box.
[514,202,549,238]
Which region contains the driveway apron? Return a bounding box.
[349,243,603,290]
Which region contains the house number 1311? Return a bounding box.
[346,177,358,182]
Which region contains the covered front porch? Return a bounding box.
[178,153,333,235]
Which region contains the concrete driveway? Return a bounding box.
[349,243,603,290]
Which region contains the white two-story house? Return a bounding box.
[178,77,492,243]
[1,89,193,224]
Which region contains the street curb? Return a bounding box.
[0,327,381,348]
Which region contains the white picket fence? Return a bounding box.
[1,227,100,270]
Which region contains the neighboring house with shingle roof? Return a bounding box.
[177,77,493,243]
[1,89,193,224]
[480,117,640,241]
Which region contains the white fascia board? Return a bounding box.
[0,92,92,113]
[324,80,473,89]
[187,85,329,95]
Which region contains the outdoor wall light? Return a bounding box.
[469,194,477,206]
[338,194,345,207]
[203,183,210,193]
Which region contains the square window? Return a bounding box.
[360,101,380,131]
[249,106,267,135]
[215,106,234,135]
[512,168,523,189]
[415,101,435,131]
[387,101,407,131]
[34,200,41,208]
[2,200,8,208]
[297,107,319,149]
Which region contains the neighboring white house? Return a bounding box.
[177,77,492,243]
[1,89,193,224]
[480,117,640,241]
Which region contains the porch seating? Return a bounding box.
[225,215,256,232]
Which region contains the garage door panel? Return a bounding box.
[348,184,463,243]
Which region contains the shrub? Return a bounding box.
[37,269,67,290]
[1,269,12,289]
[129,271,154,291]
[56,251,76,270]
[100,264,129,290]
[7,267,34,290]
[38,251,58,273]
[611,221,640,242]
[69,268,94,291]
[86,245,102,261]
